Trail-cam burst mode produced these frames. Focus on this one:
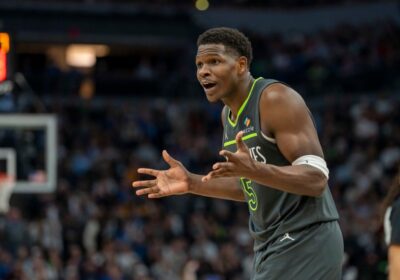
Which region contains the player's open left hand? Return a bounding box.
[132,150,190,198]
[202,131,257,182]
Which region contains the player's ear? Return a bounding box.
[237,56,248,74]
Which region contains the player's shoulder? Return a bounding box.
[260,82,306,111]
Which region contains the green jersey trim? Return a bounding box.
[223,132,258,147]
[227,77,263,127]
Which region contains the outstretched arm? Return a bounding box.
[204,83,328,197]
[389,245,400,280]
[132,150,244,201]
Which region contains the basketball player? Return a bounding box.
[383,170,400,280]
[132,27,343,279]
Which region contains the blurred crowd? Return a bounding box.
[1,10,399,280]
[19,21,400,98]
[249,21,399,95]
[0,89,399,279]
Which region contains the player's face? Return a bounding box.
[196,44,241,102]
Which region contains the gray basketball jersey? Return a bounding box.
[222,77,339,251]
[384,196,400,246]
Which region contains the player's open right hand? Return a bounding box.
[132,150,190,198]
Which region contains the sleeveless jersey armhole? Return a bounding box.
[256,79,282,145]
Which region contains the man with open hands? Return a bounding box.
[133,27,343,279]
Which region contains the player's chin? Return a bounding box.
[205,95,220,103]
[204,91,221,103]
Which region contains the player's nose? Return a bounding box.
[197,65,211,78]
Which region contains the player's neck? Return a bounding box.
[225,74,254,121]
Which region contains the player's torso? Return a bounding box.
[222,78,339,249]
[223,78,291,228]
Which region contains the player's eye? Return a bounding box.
[196,62,203,69]
[210,59,220,65]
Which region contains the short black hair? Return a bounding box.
[197,27,253,67]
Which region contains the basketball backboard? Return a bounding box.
[0,114,57,193]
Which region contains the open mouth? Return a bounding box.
[203,82,217,90]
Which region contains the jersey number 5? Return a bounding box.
[240,178,258,211]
